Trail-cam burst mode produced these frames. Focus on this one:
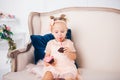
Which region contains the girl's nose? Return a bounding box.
[58,33,62,36]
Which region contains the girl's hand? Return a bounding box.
[44,56,56,66]
[44,60,56,66]
[63,47,76,60]
[63,47,72,57]
[63,47,72,54]
[44,61,50,66]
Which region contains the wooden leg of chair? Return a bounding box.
[42,71,54,80]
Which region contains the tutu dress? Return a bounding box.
[42,39,78,79]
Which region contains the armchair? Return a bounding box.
[3,7,120,80]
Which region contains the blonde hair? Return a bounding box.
[50,14,67,22]
[50,14,67,31]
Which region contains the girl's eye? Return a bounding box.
[55,31,58,33]
[61,31,64,33]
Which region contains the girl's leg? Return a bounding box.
[64,76,73,80]
[65,76,78,80]
[65,78,73,80]
[42,71,54,80]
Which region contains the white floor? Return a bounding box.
[0,50,11,80]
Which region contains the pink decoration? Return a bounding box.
[44,56,54,63]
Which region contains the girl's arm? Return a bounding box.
[64,47,76,60]
[44,53,50,66]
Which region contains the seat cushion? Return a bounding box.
[4,68,120,80]
[31,29,71,64]
[3,69,81,80]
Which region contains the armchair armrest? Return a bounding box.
[8,43,34,72]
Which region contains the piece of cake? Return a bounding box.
[58,47,64,53]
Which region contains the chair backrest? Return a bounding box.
[28,7,120,72]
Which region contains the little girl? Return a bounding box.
[42,14,78,80]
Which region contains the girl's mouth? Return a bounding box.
[59,38,63,42]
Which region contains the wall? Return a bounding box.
[0,0,120,43]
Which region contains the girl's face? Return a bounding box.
[51,22,67,42]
